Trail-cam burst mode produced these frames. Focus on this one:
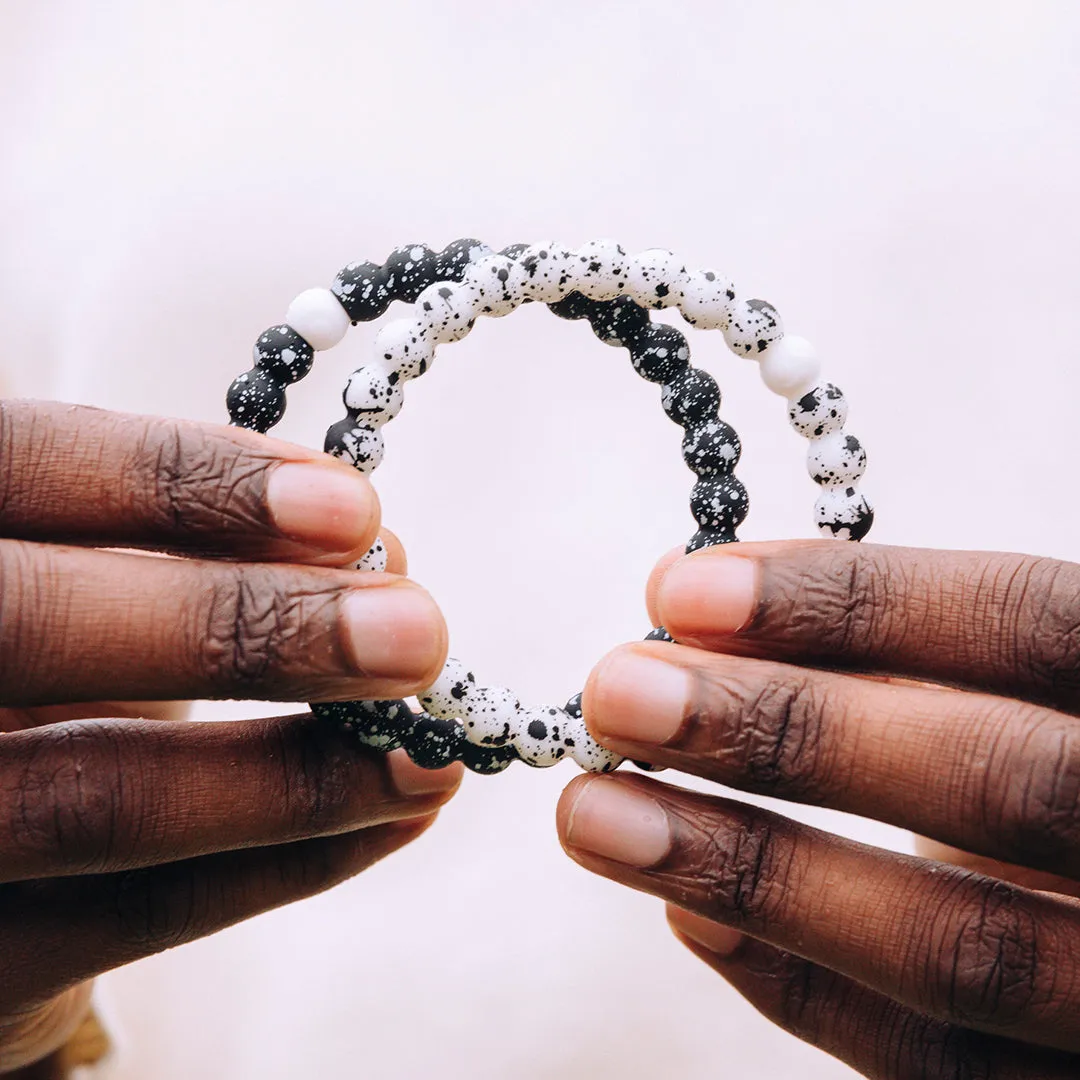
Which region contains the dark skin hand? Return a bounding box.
[559,540,1080,1078]
[0,401,460,1072]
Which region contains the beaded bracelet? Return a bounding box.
[226,239,872,775]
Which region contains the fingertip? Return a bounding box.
[645,546,685,627]
[666,904,744,958]
[380,528,408,575]
[556,773,596,852]
[655,550,759,641]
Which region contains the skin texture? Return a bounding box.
[0,401,460,1072]
[559,539,1080,1077]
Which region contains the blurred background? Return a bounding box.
[2,1,1079,1076]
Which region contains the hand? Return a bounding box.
[558,540,1080,1078]
[0,401,458,1072]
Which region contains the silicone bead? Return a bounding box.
[407,713,468,769]
[373,319,435,381]
[682,418,741,476]
[629,324,691,384]
[644,627,674,642]
[462,686,520,747]
[686,527,736,553]
[415,282,481,344]
[226,369,286,430]
[723,298,784,357]
[332,261,392,322]
[690,475,750,530]
[814,487,875,541]
[662,368,721,428]
[678,270,736,330]
[625,249,688,310]
[323,420,384,473]
[462,253,528,319]
[512,705,571,767]
[286,288,351,351]
[355,536,388,572]
[418,658,477,719]
[458,740,516,774]
[571,239,628,301]
[434,238,493,281]
[253,325,314,382]
[788,383,849,438]
[562,712,624,773]
[518,242,576,303]
[759,334,821,398]
[589,295,650,348]
[343,365,404,427]
[383,243,439,304]
[807,432,867,488]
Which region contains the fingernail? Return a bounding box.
[267,463,378,551]
[588,651,691,747]
[667,906,744,958]
[657,554,758,637]
[387,750,463,797]
[342,586,446,682]
[564,777,671,867]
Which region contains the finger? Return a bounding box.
[0,714,461,883]
[0,983,95,1074]
[0,401,380,563]
[667,908,1080,1080]
[0,815,435,1014]
[645,546,683,627]
[652,540,1080,712]
[913,837,1080,900]
[558,774,1080,1051]
[0,542,446,705]
[583,641,1080,879]
[380,528,407,576]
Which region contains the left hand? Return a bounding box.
[557,541,1080,1078]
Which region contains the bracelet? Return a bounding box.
[226,240,872,775]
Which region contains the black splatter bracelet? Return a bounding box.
[226,239,872,774]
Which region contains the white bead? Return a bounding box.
[461,685,520,747]
[285,287,351,351]
[518,242,575,303]
[814,487,874,541]
[512,705,570,768]
[415,281,481,344]
[678,270,735,331]
[563,713,624,773]
[354,536,387,572]
[417,658,476,719]
[723,298,784,357]
[462,253,528,318]
[787,382,848,438]
[343,365,404,427]
[327,425,384,474]
[807,431,867,488]
[569,239,628,301]
[624,249,689,309]
[372,319,435,381]
[758,334,820,397]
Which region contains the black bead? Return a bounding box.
[847,503,875,541]
[252,325,314,383]
[662,368,721,427]
[563,692,583,719]
[629,324,690,384]
[434,238,490,282]
[459,740,517,774]
[685,527,738,554]
[644,626,673,642]
[403,713,467,769]
[549,291,601,321]
[382,243,439,303]
[332,261,392,322]
[682,419,742,476]
[226,369,286,432]
[690,475,749,530]
[312,699,409,751]
[588,295,650,349]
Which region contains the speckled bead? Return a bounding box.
[418,658,476,719]
[686,527,737,553]
[807,432,867,488]
[625,249,688,310]
[723,298,784,357]
[286,288,351,351]
[253,325,314,382]
[562,711,624,773]
[415,281,481,344]
[434,238,493,281]
[682,418,742,476]
[788,383,849,438]
[679,270,736,330]
[815,487,875,541]
[332,261,392,322]
[512,705,571,767]
[571,239,628,301]
[407,713,468,769]
[518,242,576,303]
[343,366,404,427]
[462,253,528,319]
[355,536,388,572]
[588,295,651,348]
[644,627,674,642]
[323,420,384,473]
[461,685,520,747]
[690,475,749,530]
[458,740,517,774]
[382,243,439,304]
[759,334,821,398]
[662,368,722,428]
[373,319,434,381]
[226,369,286,430]
[629,324,691,384]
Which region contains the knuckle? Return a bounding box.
[921,875,1047,1028]
[1008,557,1080,702]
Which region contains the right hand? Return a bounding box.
[0,400,458,1072]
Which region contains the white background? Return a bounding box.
[3,2,1080,1076]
